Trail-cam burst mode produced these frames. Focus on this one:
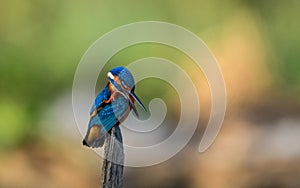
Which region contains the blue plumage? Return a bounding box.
[89,84,110,115]
[83,66,146,148]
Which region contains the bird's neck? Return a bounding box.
[108,82,115,93]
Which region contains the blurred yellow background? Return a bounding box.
[0,0,300,187]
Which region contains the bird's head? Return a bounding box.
[107,66,146,117]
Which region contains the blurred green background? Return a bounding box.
[1,0,300,188]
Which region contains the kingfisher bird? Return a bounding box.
[82,66,146,148]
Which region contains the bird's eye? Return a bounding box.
[107,72,115,80]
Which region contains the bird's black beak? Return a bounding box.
[130,91,147,112]
[126,90,147,119]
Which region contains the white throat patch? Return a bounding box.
[107,72,115,80]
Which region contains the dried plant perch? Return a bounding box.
[101,125,124,188]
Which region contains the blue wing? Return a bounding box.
[89,85,110,115]
[96,97,130,131]
[83,91,130,148]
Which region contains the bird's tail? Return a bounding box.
[82,125,106,148]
